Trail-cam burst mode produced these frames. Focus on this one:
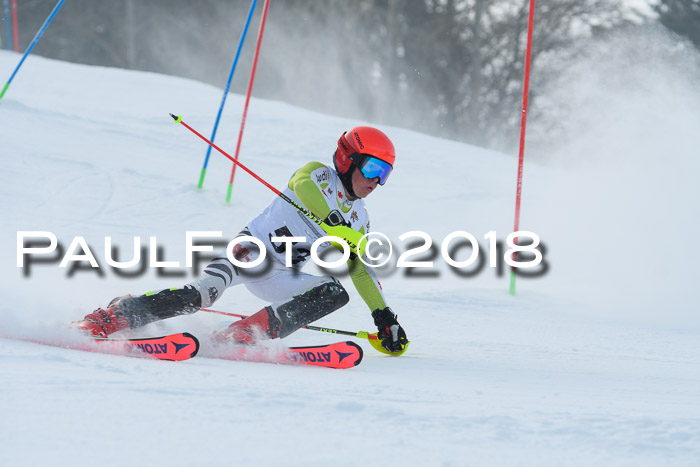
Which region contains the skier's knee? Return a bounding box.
[271,277,349,338]
[325,278,350,309]
[191,262,234,307]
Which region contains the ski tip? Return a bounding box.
[181,332,200,358]
[287,340,363,369]
[346,341,363,366]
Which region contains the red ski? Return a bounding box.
[202,341,363,369]
[3,332,199,362]
[90,333,200,361]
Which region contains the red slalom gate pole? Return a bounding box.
[225,0,270,203]
[509,0,536,296]
[11,0,18,52]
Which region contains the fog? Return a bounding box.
[8,0,629,151]
[12,1,424,138]
[525,26,700,325]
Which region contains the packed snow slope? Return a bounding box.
[0,51,698,467]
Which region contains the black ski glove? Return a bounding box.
[372,307,408,354]
[324,210,350,227]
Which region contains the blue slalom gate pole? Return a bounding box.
[197,0,258,189]
[3,0,10,51]
[0,0,66,100]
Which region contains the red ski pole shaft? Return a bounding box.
[170,113,325,227]
[171,113,281,195]
[171,114,371,258]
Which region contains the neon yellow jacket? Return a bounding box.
[289,162,387,311]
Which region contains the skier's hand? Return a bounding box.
[324,210,350,228]
[319,222,365,258]
[372,307,408,354]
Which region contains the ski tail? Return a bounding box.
[4,331,200,362]
[91,332,200,361]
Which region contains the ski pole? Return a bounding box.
[171,113,324,228]
[226,0,271,203]
[0,0,66,101]
[171,114,367,257]
[201,308,379,340]
[200,308,409,356]
[197,0,258,189]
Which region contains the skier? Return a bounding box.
[74,126,409,354]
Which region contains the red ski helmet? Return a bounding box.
[334,126,396,190]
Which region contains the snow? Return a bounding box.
[1,50,699,466]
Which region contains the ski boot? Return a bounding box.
[211,307,278,344]
[72,295,132,338]
[212,279,349,344]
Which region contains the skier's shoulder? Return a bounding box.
[294,161,334,182]
[289,161,336,190]
[298,161,328,172]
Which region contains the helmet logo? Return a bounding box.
[354,132,364,150]
[339,138,351,154]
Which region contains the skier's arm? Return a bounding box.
[347,254,387,310]
[347,252,408,354]
[288,162,331,219]
[289,162,367,255]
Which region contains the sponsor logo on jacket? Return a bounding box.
[316,171,329,184]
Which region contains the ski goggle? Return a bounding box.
[354,155,393,185]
